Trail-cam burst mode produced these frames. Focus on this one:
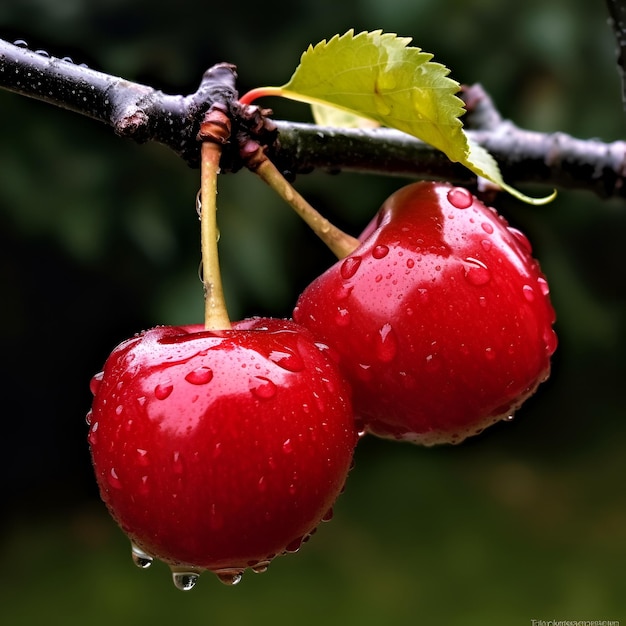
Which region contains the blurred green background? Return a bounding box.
[1,1,625,624]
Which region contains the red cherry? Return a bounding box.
[88,317,356,589]
[294,181,557,445]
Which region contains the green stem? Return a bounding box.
[253,156,360,259]
[200,141,231,330]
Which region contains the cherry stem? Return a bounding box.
[238,86,284,106]
[250,150,360,259]
[199,138,231,330]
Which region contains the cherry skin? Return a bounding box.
[293,181,557,445]
[87,317,357,586]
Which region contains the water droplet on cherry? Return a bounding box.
[322,507,334,522]
[481,239,492,252]
[334,283,354,301]
[269,349,305,372]
[484,347,496,361]
[508,227,533,254]
[334,307,351,327]
[463,257,491,286]
[171,569,200,591]
[374,323,398,362]
[406,258,415,269]
[184,366,214,385]
[136,448,149,466]
[251,560,271,574]
[282,438,294,454]
[340,255,362,279]
[88,422,98,446]
[85,410,93,426]
[537,277,550,296]
[372,244,389,259]
[108,467,122,489]
[250,376,277,399]
[522,284,535,302]
[543,328,558,356]
[447,187,473,209]
[154,380,174,400]
[131,543,154,569]
[215,569,243,586]
[90,372,103,395]
[481,222,494,234]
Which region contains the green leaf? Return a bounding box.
[272,30,555,205]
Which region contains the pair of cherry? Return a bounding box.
[88,181,556,589]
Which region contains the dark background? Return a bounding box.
[1,1,625,624]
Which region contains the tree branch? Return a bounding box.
[1,38,625,199]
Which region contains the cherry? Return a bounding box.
[87,317,357,589]
[293,181,557,445]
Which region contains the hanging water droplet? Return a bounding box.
[154,380,174,400]
[340,255,362,279]
[374,323,398,363]
[13,39,29,48]
[131,543,154,569]
[463,257,491,286]
[502,414,515,422]
[251,560,271,574]
[543,328,558,356]
[34,49,50,57]
[372,244,389,259]
[215,569,243,586]
[90,372,103,395]
[85,410,93,426]
[250,376,277,399]
[322,507,334,522]
[184,366,214,385]
[172,570,200,591]
[447,187,473,209]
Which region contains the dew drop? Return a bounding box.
[484,347,496,361]
[537,277,550,296]
[215,569,243,586]
[90,372,103,395]
[285,536,304,553]
[508,227,533,254]
[406,258,415,269]
[502,414,516,422]
[131,543,154,569]
[251,560,271,574]
[543,328,558,356]
[88,422,98,446]
[334,283,354,301]
[34,49,50,57]
[184,366,214,385]
[334,307,351,327]
[481,222,495,235]
[372,244,389,259]
[172,451,184,474]
[85,410,93,426]
[522,284,536,302]
[269,349,305,372]
[172,570,200,591]
[154,380,174,400]
[340,255,362,279]
[463,257,491,286]
[447,187,473,209]
[250,376,277,399]
[257,475,267,493]
[136,448,149,466]
[282,438,294,454]
[322,507,334,522]
[115,404,124,417]
[481,239,493,252]
[374,323,398,363]
[108,467,122,490]
[13,39,29,48]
